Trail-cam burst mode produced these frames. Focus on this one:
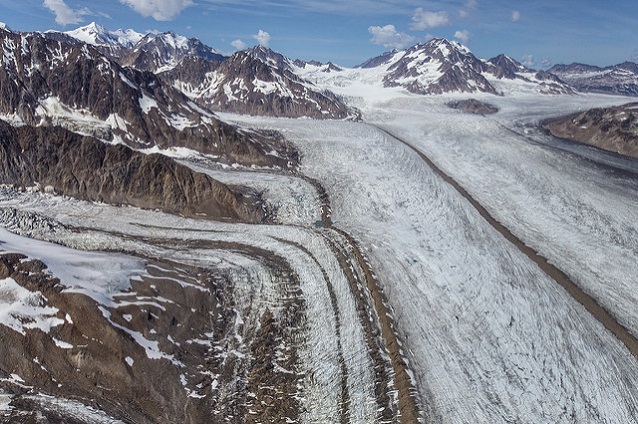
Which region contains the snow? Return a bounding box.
[139,92,159,113]
[0,277,64,336]
[0,226,145,308]
[64,22,143,48]
[53,338,74,349]
[119,72,138,90]
[125,356,134,366]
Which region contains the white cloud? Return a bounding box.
[521,54,534,68]
[454,29,471,44]
[231,39,247,50]
[512,10,521,22]
[459,0,477,18]
[410,8,449,31]
[252,29,271,47]
[368,25,417,50]
[539,58,552,68]
[119,0,193,21]
[43,0,90,26]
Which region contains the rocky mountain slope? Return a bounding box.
[543,103,638,158]
[361,38,499,95]
[117,31,226,74]
[163,46,354,119]
[352,39,573,96]
[54,23,352,119]
[0,121,265,221]
[548,62,638,96]
[0,26,292,168]
[53,22,225,73]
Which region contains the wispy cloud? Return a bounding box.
[253,29,271,47]
[231,39,247,50]
[454,29,471,44]
[119,0,193,21]
[512,10,521,22]
[43,0,90,26]
[459,0,477,18]
[410,8,449,31]
[522,53,534,67]
[368,24,416,49]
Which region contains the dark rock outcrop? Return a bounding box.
[448,99,499,115]
[0,121,265,222]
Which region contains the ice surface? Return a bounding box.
[225,104,638,422]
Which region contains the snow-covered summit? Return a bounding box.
[0,22,11,32]
[63,22,143,48]
[301,37,574,99]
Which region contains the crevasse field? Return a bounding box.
[2,89,638,422]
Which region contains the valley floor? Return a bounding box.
[2,92,638,423]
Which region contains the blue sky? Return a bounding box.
[1,0,638,68]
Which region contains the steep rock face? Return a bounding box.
[162,47,354,119]
[0,28,293,167]
[487,54,529,79]
[543,103,638,158]
[0,122,265,222]
[548,62,638,96]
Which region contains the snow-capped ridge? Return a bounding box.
[332,38,574,96]
[548,61,638,96]
[63,22,143,48]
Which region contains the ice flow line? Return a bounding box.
[373,124,638,359]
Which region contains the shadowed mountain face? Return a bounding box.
[543,103,638,159]
[0,121,265,222]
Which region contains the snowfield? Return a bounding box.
[1,87,638,422]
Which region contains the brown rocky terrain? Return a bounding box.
[543,103,638,158]
[0,246,304,423]
[0,121,265,222]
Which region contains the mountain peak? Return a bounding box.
[64,22,143,48]
[0,22,13,32]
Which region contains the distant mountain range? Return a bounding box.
[548,62,638,96]
[34,22,638,111]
